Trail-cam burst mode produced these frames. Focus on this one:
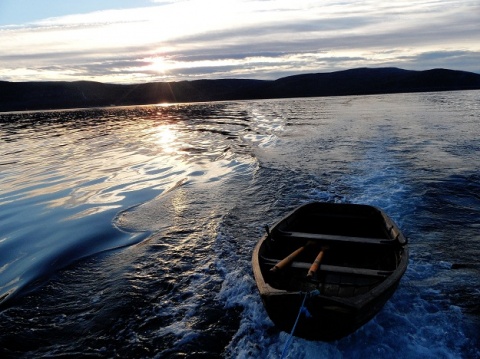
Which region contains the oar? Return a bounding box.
[270,241,314,273]
[307,246,328,278]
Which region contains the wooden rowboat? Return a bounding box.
[252,202,408,341]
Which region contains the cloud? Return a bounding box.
[0,0,479,83]
[398,51,480,72]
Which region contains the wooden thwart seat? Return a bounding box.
[278,230,395,245]
[262,257,393,278]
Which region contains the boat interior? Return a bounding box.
[259,204,403,297]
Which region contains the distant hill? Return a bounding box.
[1,68,480,112]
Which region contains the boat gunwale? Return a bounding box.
[252,202,409,309]
[253,233,408,310]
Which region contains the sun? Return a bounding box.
[147,56,169,76]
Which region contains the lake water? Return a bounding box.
[0,91,479,358]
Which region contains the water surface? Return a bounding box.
[0,92,479,358]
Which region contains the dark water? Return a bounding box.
[0,92,479,358]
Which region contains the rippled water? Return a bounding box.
[0,92,479,358]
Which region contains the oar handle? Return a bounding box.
[307,247,328,278]
[270,241,314,272]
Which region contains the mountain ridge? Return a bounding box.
[1,67,479,112]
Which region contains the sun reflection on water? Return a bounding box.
[152,125,178,154]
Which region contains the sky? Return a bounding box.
[0,0,479,83]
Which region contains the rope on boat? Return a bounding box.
[280,292,309,359]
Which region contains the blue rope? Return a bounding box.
[280,292,309,359]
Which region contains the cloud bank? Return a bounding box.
[1,0,479,83]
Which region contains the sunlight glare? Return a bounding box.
[154,126,177,153]
[147,56,170,76]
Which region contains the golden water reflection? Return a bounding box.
[152,125,178,154]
